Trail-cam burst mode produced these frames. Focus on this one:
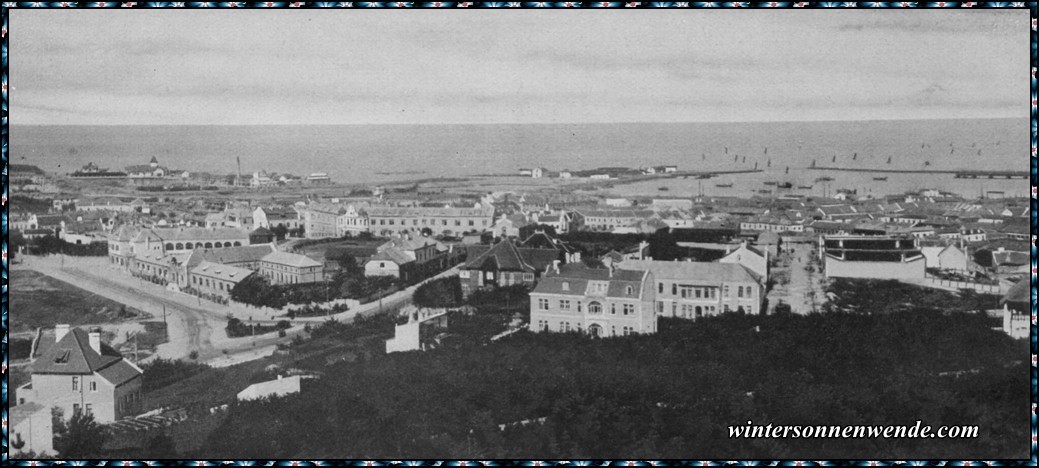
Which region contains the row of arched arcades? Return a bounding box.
[164,241,242,251]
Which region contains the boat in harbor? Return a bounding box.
[716,183,733,188]
[763,181,778,186]
[757,189,772,194]
[777,182,793,189]
[797,185,813,189]
[815,176,835,182]
[873,176,888,181]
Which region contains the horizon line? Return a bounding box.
[9,116,1025,127]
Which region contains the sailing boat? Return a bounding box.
[852,152,857,161]
[764,147,768,155]
[742,156,746,164]
[725,146,729,155]
[785,166,789,174]
[811,159,817,168]
[886,156,892,164]
[734,155,738,163]
[832,154,836,163]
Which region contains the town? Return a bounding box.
[7,155,1031,458]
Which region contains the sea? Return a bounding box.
[9,118,1030,198]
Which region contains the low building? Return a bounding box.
[718,242,769,283]
[921,245,970,273]
[260,251,324,285]
[459,235,567,297]
[237,375,302,402]
[530,263,657,337]
[18,325,144,424]
[821,236,926,279]
[386,306,452,353]
[189,261,255,299]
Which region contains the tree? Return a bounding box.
[53,410,109,458]
[271,223,289,241]
[648,229,681,261]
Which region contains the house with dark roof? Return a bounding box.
[459,234,570,297]
[530,263,657,336]
[17,325,143,424]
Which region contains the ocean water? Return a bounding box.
[8,119,1029,197]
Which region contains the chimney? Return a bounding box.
[88,330,102,354]
[553,260,560,274]
[55,324,70,342]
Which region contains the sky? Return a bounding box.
[9,9,1029,125]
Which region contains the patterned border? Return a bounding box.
[0,2,1034,466]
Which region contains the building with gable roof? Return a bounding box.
[17,325,144,424]
[459,234,569,298]
[260,251,324,285]
[1001,279,1030,339]
[530,263,657,336]
[619,259,764,319]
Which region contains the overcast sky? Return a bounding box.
[10,9,1028,125]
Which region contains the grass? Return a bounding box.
[10,270,147,333]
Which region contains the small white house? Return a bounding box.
[237,375,302,402]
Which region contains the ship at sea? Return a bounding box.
[873,176,888,181]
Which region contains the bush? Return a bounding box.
[413,276,463,308]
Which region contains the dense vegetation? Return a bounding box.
[201,309,1027,459]
[226,317,290,338]
[824,278,1002,315]
[230,272,398,309]
[13,233,108,257]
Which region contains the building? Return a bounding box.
[619,259,764,318]
[921,245,970,272]
[110,226,252,266]
[459,236,567,297]
[260,251,324,285]
[490,213,535,239]
[18,325,144,424]
[307,172,332,184]
[252,207,303,231]
[189,261,256,299]
[529,263,657,337]
[125,156,168,179]
[237,375,302,402]
[364,236,446,281]
[1001,280,1030,339]
[571,209,656,231]
[530,211,571,234]
[385,306,451,353]
[9,402,53,457]
[302,202,346,239]
[718,242,769,283]
[821,236,926,279]
[367,205,494,237]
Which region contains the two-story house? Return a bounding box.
[530,263,657,337]
[618,259,764,319]
[18,325,144,424]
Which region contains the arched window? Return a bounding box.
[588,302,602,314]
[626,286,633,295]
[695,306,703,318]
[204,242,213,249]
[195,242,203,249]
[233,242,242,246]
[214,242,223,248]
[175,243,184,250]
[164,243,174,251]
[588,324,603,338]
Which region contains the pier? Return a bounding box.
[808,167,1028,179]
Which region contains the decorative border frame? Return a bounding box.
[0,2,1034,466]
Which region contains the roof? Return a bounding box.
[262,251,323,268]
[198,244,276,265]
[462,240,536,272]
[191,261,255,283]
[379,237,438,253]
[368,205,493,218]
[533,263,647,297]
[618,259,760,284]
[97,359,144,386]
[9,402,47,428]
[250,227,275,236]
[1003,279,1031,305]
[31,328,128,376]
[368,248,414,265]
[238,375,302,402]
[756,231,780,245]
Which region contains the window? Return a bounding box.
[73,404,81,415]
[523,273,535,281]
[623,304,635,315]
[538,298,550,310]
[577,302,582,312]
[459,270,470,279]
[738,286,744,298]
[85,404,93,416]
[611,326,616,336]
[72,376,79,391]
[724,285,730,297]
[610,303,617,314]
[626,286,633,295]
[588,302,602,314]
[658,282,663,293]
[562,281,570,291]
[560,300,571,311]
[90,381,97,392]
[695,288,702,299]
[672,284,677,295]
[656,301,664,313]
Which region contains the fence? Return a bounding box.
[922,275,1000,294]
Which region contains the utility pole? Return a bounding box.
[162,304,168,341]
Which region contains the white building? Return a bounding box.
[237,375,302,402]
